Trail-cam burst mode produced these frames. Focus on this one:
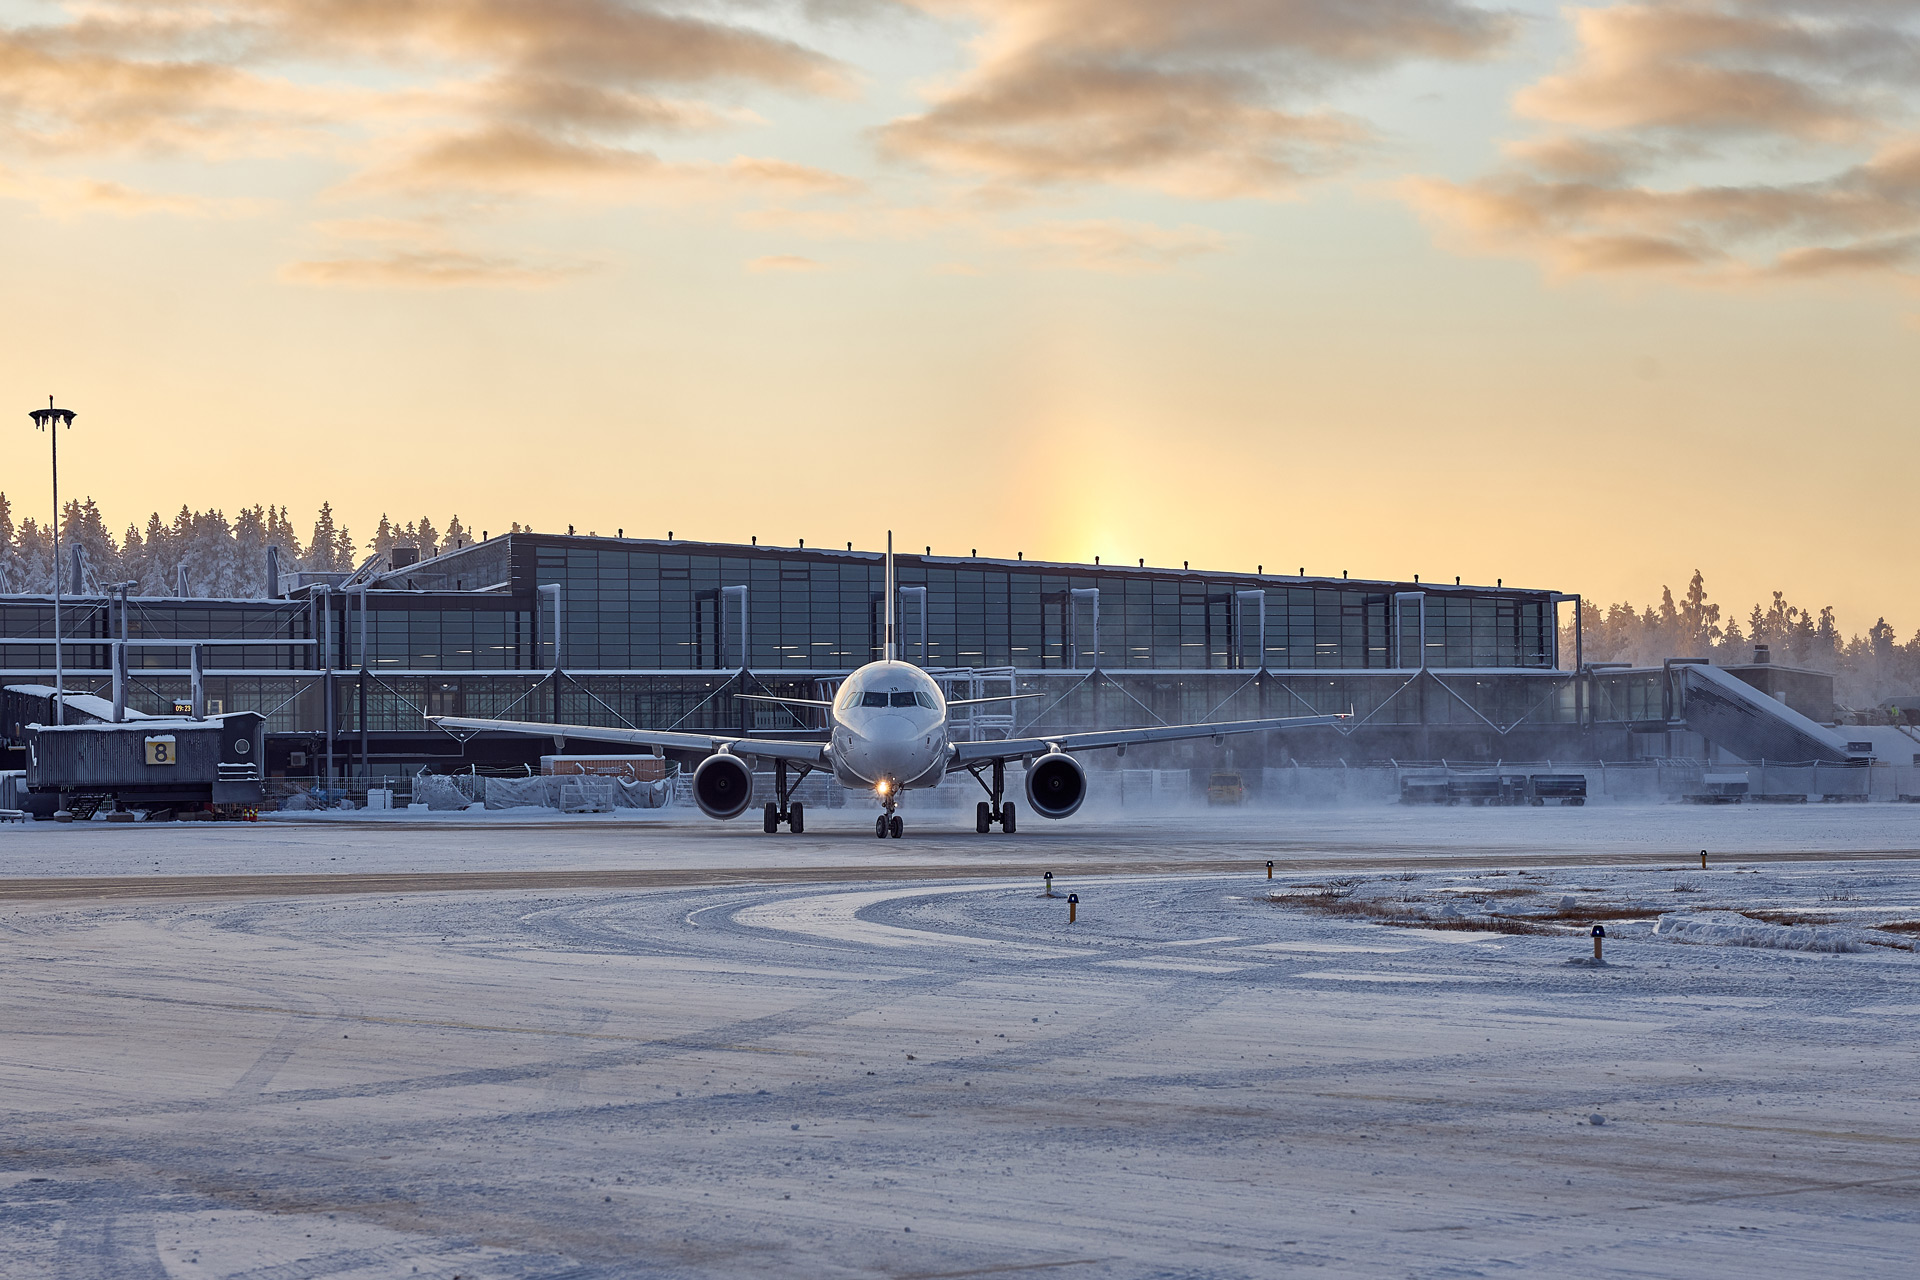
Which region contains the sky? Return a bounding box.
[1,0,1916,635]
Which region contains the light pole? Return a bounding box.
[28,397,76,725]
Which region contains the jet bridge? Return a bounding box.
[1674,661,1858,765]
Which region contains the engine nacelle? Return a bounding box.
[692,752,755,820]
[1024,752,1087,819]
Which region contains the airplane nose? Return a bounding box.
[860,716,920,778]
[866,714,916,742]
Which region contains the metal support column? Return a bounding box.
[1551,591,1583,728]
[1069,587,1100,670]
[189,644,205,720]
[721,584,748,669]
[1233,590,1265,669]
[898,586,927,664]
[321,588,335,787]
[357,585,370,786]
[111,581,129,722]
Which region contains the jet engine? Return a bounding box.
[1023,752,1087,819]
[693,752,755,820]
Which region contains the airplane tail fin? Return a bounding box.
[884,531,896,661]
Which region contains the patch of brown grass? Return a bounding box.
[1383,916,1555,937]
[1268,892,1557,936]
[1741,910,1845,927]
[1535,906,1662,923]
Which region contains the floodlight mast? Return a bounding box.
[27,397,77,726]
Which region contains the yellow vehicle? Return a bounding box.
[1206,770,1246,806]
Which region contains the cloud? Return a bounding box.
[0,3,856,205]
[349,123,861,200]
[995,218,1229,271]
[267,0,849,97]
[747,253,825,271]
[0,27,347,158]
[1514,2,1918,142]
[281,217,589,287]
[281,249,585,287]
[1406,2,1920,285]
[0,163,266,217]
[878,0,1514,198]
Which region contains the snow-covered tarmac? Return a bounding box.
[2,807,1918,1277]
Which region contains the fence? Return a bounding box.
[1247,760,1908,806]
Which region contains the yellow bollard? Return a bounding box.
[1591,924,1605,960]
[1068,893,1078,924]
[1044,871,1054,897]
[1266,860,1274,881]
[1701,850,1708,870]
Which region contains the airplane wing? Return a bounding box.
[949,712,1349,765]
[426,716,829,765]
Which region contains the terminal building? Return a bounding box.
[0,533,1859,794]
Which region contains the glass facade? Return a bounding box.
[0,537,1559,679]
[479,538,1556,673]
[0,537,1575,768]
[0,537,1557,677]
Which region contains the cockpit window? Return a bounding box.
[861,692,890,708]
[889,692,918,708]
[916,691,937,708]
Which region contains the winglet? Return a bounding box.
[885,530,896,662]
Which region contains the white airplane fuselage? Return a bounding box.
[826,660,952,802]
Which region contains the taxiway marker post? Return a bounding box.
[1701,850,1709,870]
[1044,871,1053,897]
[1592,925,1605,960]
[1068,893,1078,924]
[1266,860,1274,880]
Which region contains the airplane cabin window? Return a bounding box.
[861,692,890,708]
[889,692,918,707]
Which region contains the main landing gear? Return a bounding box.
[761,759,808,834]
[967,759,1016,834]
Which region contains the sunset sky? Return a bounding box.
[2,1,1916,633]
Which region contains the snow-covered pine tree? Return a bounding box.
[309,503,344,572]
[371,514,396,561]
[413,516,439,559]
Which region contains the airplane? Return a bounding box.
[429,535,1350,838]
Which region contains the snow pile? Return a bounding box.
[482,775,668,811]
[1653,911,1865,954]
[412,775,475,811]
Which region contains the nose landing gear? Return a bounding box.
[874,778,903,838]
[967,759,1017,833]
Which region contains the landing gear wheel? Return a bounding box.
[1001,803,1015,834]
[763,802,779,834]
[789,801,804,834]
[889,815,903,839]
[875,815,889,839]
[976,801,991,834]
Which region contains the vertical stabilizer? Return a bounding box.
[884,531,896,661]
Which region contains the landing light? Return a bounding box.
[877,779,891,795]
